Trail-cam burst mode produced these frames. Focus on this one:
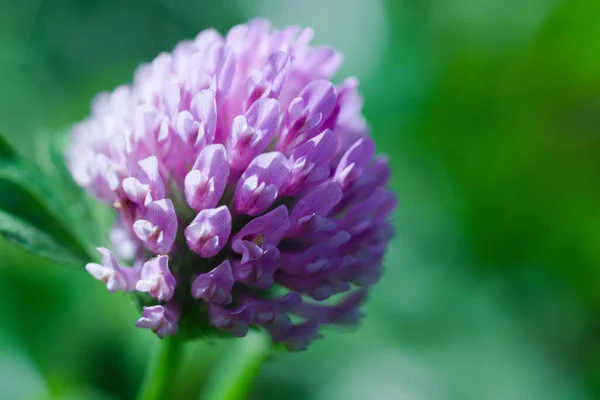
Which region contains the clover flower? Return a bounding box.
[68,19,396,350]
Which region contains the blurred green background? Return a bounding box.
[1,0,599,398]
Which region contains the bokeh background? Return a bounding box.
[1,0,599,399]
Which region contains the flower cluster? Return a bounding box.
[69,19,396,350]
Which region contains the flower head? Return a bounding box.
[68,19,396,350]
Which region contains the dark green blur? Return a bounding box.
[0,0,598,399]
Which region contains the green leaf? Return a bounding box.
[33,132,113,247]
[0,134,16,157]
[0,210,84,266]
[0,131,99,264]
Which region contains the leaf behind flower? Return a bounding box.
[0,130,103,265]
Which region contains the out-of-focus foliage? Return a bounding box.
[0,131,104,265]
[0,0,598,399]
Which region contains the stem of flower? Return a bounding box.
[137,335,183,400]
[203,330,271,400]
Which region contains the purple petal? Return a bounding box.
[334,137,376,189]
[191,260,234,305]
[133,104,160,143]
[209,304,254,337]
[190,89,217,147]
[85,248,138,292]
[227,98,280,171]
[264,52,289,98]
[232,244,280,289]
[122,177,150,206]
[284,129,338,195]
[278,80,337,151]
[234,152,291,215]
[333,155,391,212]
[175,111,200,146]
[246,52,289,106]
[275,272,338,301]
[292,128,338,165]
[340,188,397,235]
[136,255,176,301]
[136,304,179,338]
[303,46,343,79]
[133,199,178,254]
[301,80,337,125]
[216,46,236,99]
[242,292,301,325]
[194,28,224,49]
[185,206,232,258]
[184,144,229,211]
[288,182,343,236]
[138,156,166,200]
[292,290,367,326]
[232,205,290,253]
[273,320,322,351]
[279,231,351,278]
[163,84,181,118]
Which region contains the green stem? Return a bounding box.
[137,336,183,400]
[203,331,271,400]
